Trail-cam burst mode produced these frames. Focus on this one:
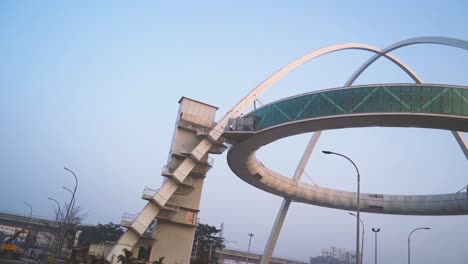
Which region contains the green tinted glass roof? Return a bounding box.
[246,84,468,131]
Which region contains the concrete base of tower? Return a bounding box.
[149,221,196,264]
[106,229,140,264]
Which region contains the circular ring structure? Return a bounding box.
[225,83,468,215]
[219,37,468,216]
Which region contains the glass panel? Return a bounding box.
[463,88,468,116]
[452,88,462,115]
[381,86,393,112]
[400,86,412,112]
[430,86,442,114]
[351,88,364,113]
[441,87,451,114]
[245,85,467,131]
[320,92,334,116]
[420,87,432,113]
[410,86,422,112]
[390,86,403,112]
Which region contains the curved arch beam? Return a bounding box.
[345,36,468,159]
[226,43,425,264]
[346,36,468,86]
[215,43,422,134]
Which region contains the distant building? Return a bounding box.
[0,224,28,243]
[310,247,355,264]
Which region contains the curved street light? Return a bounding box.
[64,167,78,215]
[62,186,75,214]
[323,150,361,264]
[56,167,79,258]
[47,197,61,252]
[23,202,33,253]
[408,227,430,264]
[349,212,364,263]
[23,202,32,223]
[247,233,254,253]
[48,197,61,217]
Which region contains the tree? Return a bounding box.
[77,222,123,247]
[117,248,137,264]
[55,202,88,256]
[191,224,224,264]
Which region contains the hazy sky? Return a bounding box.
[1,1,467,263]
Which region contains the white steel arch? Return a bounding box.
[345,36,468,159]
[346,36,468,86]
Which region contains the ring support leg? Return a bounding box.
[452,131,468,160]
[260,132,321,263]
[260,199,292,264]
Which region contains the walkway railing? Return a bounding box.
[226,84,468,132]
[120,213,138,227]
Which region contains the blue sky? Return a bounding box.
[1,1,467,263]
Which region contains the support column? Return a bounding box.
[452,131,468,160]
[260,132,321,263]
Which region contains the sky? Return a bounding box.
[1,1,468,263]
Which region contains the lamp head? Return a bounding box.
[372,228,380,232]
[424,227,431,230]
[322,150,332,154]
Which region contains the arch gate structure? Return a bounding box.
[107,37,468,264]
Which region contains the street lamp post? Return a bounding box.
[247,233,254,253]
[64,167,78,216]
[62,186,76,217]
[408,227,430,264]
[349,212,364,263]
[47,198,61,252]
[48,197,61,224]
[371,228,380,264]
[23,202,32,223]
[23,202,32,254]
[323,150,361,264]
[245,233,254,264]
[56,167,78,258]
[56,186,74,257]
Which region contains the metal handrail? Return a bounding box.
[181,177,196,188]
[227,117,255,131]
[180,144,195,154]
[121,212,138,222]
[143,187,159,197]
[196,127,211,136]
[180,112,216,128]
[163,202,180,212]
[180,144,214,166]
